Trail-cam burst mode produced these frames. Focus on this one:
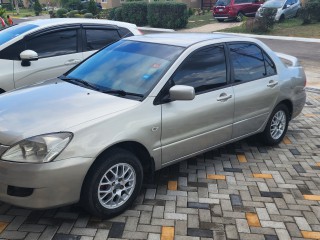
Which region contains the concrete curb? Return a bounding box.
[214,32,320,43]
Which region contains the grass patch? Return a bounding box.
[220,18,320,38]
[186,11,216,29]
[7,8,46,18]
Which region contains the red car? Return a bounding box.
[213,0,263,22]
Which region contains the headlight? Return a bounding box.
[1,132,73,163]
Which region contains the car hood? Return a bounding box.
[0,79,140,146]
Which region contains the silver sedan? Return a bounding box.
[0,33,306,218]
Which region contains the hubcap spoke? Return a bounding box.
[270,110,286,140]
[98,163,136,209]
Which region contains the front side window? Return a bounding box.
[26,29,77,58]
[85,29,120,51]
[172,45,227,94]
[65,40,184,98]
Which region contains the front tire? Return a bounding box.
[236,12,244,22]
[81,148,143,218]
[260,104,289,146]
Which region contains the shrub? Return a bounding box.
[34,0,42,16]
[108,7,116,19]
[56,8,68,17]
[121,2,147,26]
[114,7,122,21]
[84,12,93,18]
[299,0,320,24]
[253,8,276,32]
[68,9,79,17]
[80,9,87,14]
[0,6,6,17]
[147,2,188,29]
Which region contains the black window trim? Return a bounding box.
[154,43,232,105]
[226,41,277,86]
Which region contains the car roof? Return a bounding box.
[18,18,138,30]
[126,33,246,47]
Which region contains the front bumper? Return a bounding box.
[0,157,94,209]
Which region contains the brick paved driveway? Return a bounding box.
[0,90,319,240]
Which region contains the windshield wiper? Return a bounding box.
[102,89,144,98]
[59,76,101,91]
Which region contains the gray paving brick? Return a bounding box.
[275,229,291,240]
[236,219,250,233]
[294,216,312,231]
[93,229,109,240]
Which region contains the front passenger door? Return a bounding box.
[160,45,234,165]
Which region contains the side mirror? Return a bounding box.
[169,85,195,101]
[20,50,39,67]
[283,4,288,9]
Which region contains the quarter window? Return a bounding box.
[172,45,227,94]
[85,29,120,51]
[27,29,77,58]
[229,43,270,82]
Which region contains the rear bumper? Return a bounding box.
[0,157,94,209]
[213,14,235,19]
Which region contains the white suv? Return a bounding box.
[0,18,141,93]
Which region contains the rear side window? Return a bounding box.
[215,0,231,6]
[26,29,78,58]
[85,29,120,51]
[172,45,227,94]
[118,27,134,38]
[229,43,276,83]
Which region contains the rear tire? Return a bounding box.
[81,148,143,218]
[260,104,289,146]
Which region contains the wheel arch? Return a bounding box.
[85,141,155,184]
[278,99,293,120]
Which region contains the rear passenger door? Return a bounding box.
[228,42,279,139]
[82,26,122,59]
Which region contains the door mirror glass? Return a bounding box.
[169,85,195,101]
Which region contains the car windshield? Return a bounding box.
[263,0,285,8]
[215,0,231,6]
[0,24,38,46]
[65,40,184,99]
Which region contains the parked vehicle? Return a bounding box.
[255,0,301,21]
[0,33,306,218]
[0,18,141,93]
[213,0,263,22]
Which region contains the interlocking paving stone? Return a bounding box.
[187,228,213,238]
[108,222,125,238]
[260,191,284,198]
[53,233,81,240]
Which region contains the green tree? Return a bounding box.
[88,0,98,15]
[34,0,42,16]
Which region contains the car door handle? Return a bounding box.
[267,80,278,88]
[65,59,81,65]
[217,93,232,102]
